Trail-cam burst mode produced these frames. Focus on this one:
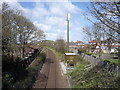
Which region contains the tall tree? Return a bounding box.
[55,39,65,53]
[2,2,14,55]
[2,2,45,58]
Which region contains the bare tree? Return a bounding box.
[90,2,119,35]
[83,26,93,42]
[55,39,65,53]
[83,2,119,41]
[83,2,120,58]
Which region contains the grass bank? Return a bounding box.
[103,59,120,67]
[10,52,46,88]
[68,56,120,88]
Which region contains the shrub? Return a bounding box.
[85,52,92,56]
[110,52,118,54]
[70,65,119,88]
[2,74,14,88]
[3,51,46,89]
[69,55,119,88]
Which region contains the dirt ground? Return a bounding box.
[32,49,70,88]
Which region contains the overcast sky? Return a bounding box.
[7,1,95,43]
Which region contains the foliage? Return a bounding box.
[103,59,119,67]
[2,2,45,58]
[2,51,46,89]
[55,51,65,62]
[78,48,86,53]
[2,2,45,88]
[83,2,119,58]
[55,39,65,53]
[84,2,119,44]
[69,56,120,88]
[85,52,92,56]
[110,52,118,54]
[2,74,14,88]
[11,66,40,88]
[40,40,55,49]
[2,55,27,88]
[11,52,45,88]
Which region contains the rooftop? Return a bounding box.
[76,41,83,43]
[89,40,98,43]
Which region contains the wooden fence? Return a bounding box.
[18,49,41,69]
[81,53,120,77]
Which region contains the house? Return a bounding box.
[69,41,84,48]
[76,40,84,47]
[69,40,84,53]
[88,40,99,53]
[88,39,119,53]
[89,40,98,46]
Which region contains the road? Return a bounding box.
[33,48,70,88]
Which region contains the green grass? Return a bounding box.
[85,52,92,56]
[103,59,120,66]
[44,46,65,62]
[29,52,46,67]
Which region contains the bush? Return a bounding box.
[85,52,92,56]
[70,65,119,88]
[40,53,46,61]
[78,48,87,53]
[110,52,118,54]
[104,59,119,66]
[13,51,45,88]
[3,52,46,89]
[2,55,16,72]
[2,74,14,88]
[11,65,40,88]
[69,55,119,88]
[11,77,33,88]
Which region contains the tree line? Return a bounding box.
[2,2,45,59]
[1,2,46,88]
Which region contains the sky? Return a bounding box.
[6,1,95,43]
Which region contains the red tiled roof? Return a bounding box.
[89,40,98,43]
[76,41,83,43]
[112,45,120,47]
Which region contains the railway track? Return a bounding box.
[33,48,69,88]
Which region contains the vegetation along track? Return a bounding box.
[33,48,69,88]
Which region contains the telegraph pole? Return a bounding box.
[67,13,70,52]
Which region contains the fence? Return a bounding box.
[81,54,100,66]
[81,53,120,77]
[18,49,41,69]
[101,54,114,59]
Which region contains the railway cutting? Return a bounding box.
[33,48,70,88]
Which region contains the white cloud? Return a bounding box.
[2,0,18,2]
[45,32,57,40]
[30,3,49,19]
[7,1,85,41]
[7,2,30,16]
[33,21,51,31]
